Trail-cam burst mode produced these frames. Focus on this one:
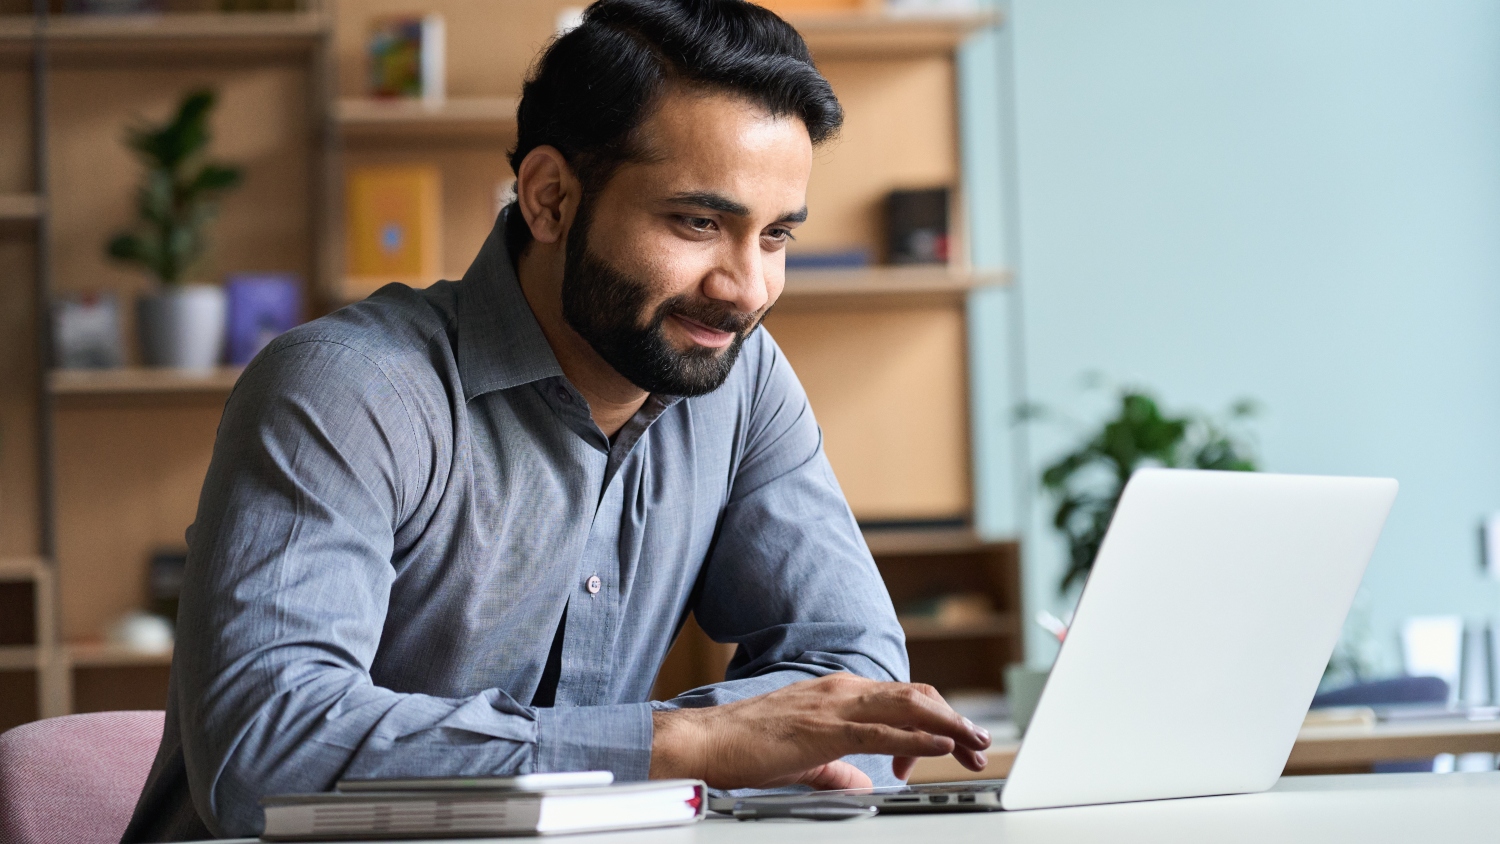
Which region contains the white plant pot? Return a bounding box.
[137,284,227,370]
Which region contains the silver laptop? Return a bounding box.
[715,468,1397,814]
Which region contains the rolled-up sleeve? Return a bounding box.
[177,340,652,837]
[659,330,911,785]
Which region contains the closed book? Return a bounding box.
[368,13,446,102]
[344,164,443,298]
[260,780,706,841]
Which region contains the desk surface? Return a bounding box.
[212,772,1500,844]
[910,715,1500,782]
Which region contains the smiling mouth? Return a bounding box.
[669,313,738,349]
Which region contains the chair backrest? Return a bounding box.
[0,711,165,844]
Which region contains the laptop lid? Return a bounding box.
[1001,468,1397,811]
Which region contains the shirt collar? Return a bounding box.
[456,212,566,401]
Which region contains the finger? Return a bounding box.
[849,685,989,750]
[909,686,994,749]
[797,760,873,791]
[842,722,956,758]
[910,686,994,753]
[892,755,916,781]
[950,744,989,772]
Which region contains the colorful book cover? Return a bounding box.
[368,14,446,101]
[225,273,303,366]
[345,164,443,297]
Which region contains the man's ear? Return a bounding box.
[516,146,581,246]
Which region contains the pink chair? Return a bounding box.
[0,711,164,844]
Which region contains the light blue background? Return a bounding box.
[962,0,1500,667]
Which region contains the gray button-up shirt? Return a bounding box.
[124,218,909,840]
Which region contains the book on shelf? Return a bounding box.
[345,165,443,298]
[369,13,447,103]
[260,778,707,840]
[226,273,303,366]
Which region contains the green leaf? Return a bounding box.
[1035,380,1264,595]
[108,88,240,285]
[190,164,243,193]
[106,232,146,262]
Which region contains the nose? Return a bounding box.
[702,237,769,315]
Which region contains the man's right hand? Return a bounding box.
[648,673,991,790]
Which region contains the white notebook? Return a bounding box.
[260,779,707,840]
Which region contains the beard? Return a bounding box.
[560,205,762,397]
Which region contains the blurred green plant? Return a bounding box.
[106,89,243,285]
[1021,386,1261,594]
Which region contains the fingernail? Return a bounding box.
[976,752,988,768]
[962,717,975,729]
[976,726,991,743]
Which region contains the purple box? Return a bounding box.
[226,274,303,366]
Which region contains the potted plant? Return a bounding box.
[107,89,243,370]
[1027,388,1261,593]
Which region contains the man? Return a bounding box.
[124,0,990,839]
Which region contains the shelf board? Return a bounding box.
[65,642,172,668]
[789,10,1001,58]
[863,526,1013,556]
[337,96,519,138]
[0,556,48,583]
[778,265,1009,309]
[0,193,43,222]
[899,613,1018,641]
[49,366,242,397]
[0,645,42,671]
[0,12,329,57]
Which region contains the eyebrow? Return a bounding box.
[666,191,808,224]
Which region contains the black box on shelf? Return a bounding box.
[885,187,950,265]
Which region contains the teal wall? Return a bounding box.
[963,1,1500,668]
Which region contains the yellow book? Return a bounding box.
[345,164,442,297]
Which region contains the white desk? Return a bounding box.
[216,772,1500,844]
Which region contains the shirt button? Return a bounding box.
[586,575,601,594]
[556,386,572,404]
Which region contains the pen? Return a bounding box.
[732,800,878,821]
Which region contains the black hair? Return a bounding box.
[504,0,843,253]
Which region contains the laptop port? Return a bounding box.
[957,795,976,804]
[928,795,949,804]
[884,797,921,803]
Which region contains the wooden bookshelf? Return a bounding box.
[337,96,519,138]
[2,1,1014,722]
[779,265,1010,309]
[64,642,173,668]
[64,643,174,714]
[48,367,242,397]
[0,556,47,582]
[790,10,1001,58]
[873,531,1022,691]
[900,613,1019,642]
[0,557,54,724]
[0,11,328,56]
[0,646,42,671]
[0,3,326,719]
[0,193,42,222]
[864,526,993,556]
[655,531,1023,698]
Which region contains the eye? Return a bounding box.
[679,215,717,232]
[762,227,796,248]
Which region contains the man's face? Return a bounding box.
[560,88,814,396]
